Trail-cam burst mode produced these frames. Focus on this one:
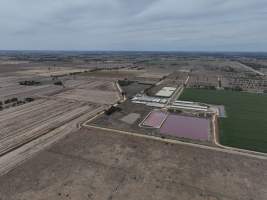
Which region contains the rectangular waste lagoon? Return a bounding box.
[160,114,210,141]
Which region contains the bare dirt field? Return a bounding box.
[0,82,63,101]
[0,64,34,75]
[0,127,266,200]
[0,74,67,102]
[0,68,120,176]
[0,98,100,156]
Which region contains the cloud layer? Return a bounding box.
[0,0,267,51]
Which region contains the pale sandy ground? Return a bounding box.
[0,127,266,200]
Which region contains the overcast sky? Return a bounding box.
[0,0,267,51]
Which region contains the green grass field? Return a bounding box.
[179,89,267,153]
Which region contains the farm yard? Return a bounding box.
[180,88,267,153]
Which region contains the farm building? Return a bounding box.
[155,87,176,97]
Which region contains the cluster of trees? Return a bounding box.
[54,81,63,86]
[105,106,121,115]
[69,71,90,75]
[3,97,18,104]
[0,97,34,111]
[19,80,41,86]
[118,79,134,86]
[25,97,34,102]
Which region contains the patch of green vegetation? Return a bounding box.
[179,89,267,153]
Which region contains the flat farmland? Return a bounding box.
[180,89,267,153]
[0,127,266,200]
[0,98,101,156]
[0,76,119,175]
[0,84,63,100]
[56,80,119,104]
[0,76,63,101]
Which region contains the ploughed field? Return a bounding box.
[180,89,267,153]
[0,76,119,175]
[0,98,100,156]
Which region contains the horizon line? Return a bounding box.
[1,49,267,54]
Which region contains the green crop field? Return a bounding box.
[179,88,267,153]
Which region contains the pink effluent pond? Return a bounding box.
[160,114,210,141]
